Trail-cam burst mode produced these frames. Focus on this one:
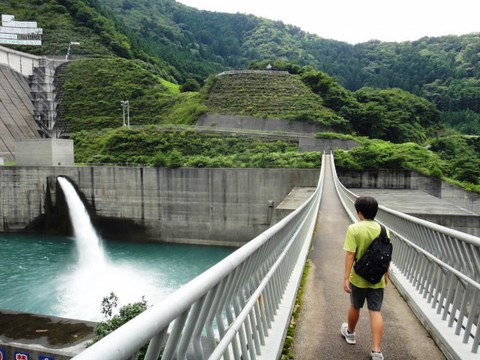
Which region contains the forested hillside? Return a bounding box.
[0,0,175,79]
[54,58,206,132]
[2,0,479,134]
[1,0,479,189]
[0,0,130,57]
[51,57,441,145]
[94,0,480,134]
[206,72,346,129]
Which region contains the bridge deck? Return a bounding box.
[292,157,445,359]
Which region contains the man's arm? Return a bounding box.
[344,251,356,293]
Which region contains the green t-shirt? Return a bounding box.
[343,220,387,289]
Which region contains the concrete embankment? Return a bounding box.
[0,310,95,360]
[1,166,478,244]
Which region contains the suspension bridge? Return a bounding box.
[70,154,479,360]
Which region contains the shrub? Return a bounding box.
[91,292,149,358]
[151,152,168,167]
[166,149,184,168]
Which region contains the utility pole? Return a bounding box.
[127,100,130,127]
[65,41,80,60]
[121,100,129,127]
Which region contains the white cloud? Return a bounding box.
[177,0,480,43]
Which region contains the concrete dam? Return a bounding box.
[0,166,320,246]
[0,63,41,161]
[2,165,479,245]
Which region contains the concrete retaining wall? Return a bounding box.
[337,169,480,215]
[15,139,74,166]
[0,166,319,246]
[299,138,359,152]
[196,114,360,153]
[410,213,480,237]
[196,114,329,134]
[4,166,475,244]
[440,180,480,216]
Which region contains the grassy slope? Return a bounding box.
[55,61,352,133]
[55,58,206,132]
[72,127,323,169]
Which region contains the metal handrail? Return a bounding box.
[330,153,480,358]
[72,155,325,360]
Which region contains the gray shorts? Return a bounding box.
[349,283,384,311]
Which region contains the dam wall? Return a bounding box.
[0,44,42,77]
[0,166,319,246]
[2,166,477,245]
[0,64,41,161]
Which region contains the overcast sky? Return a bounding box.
[176,0,479,44]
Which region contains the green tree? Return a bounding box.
[353,87,441,143]
[91,292,149,358]
[181,79,201,92]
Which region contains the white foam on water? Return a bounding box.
[56,177,170,321]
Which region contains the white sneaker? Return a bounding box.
[340,322,356,344]
[370,351,384,359]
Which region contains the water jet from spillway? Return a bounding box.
[56,177,166,321]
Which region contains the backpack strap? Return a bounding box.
[379,223,386,236]
[378,223,390,242]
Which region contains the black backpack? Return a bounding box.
[353,224,392,284]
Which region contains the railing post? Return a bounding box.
[144,329,167,360]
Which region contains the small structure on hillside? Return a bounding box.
[0,14,42,46]
[15,139,74,166]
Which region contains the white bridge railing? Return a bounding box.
[72,156,325,360]
[331,154,480,360]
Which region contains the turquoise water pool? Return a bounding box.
[0,233,234,321]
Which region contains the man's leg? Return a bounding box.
[347,304,360,332]
[369,310,383,352]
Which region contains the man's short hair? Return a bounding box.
[354,196,378,220]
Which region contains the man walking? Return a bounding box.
[341,196,388,360]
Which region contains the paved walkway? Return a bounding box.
[292,157,445,359]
